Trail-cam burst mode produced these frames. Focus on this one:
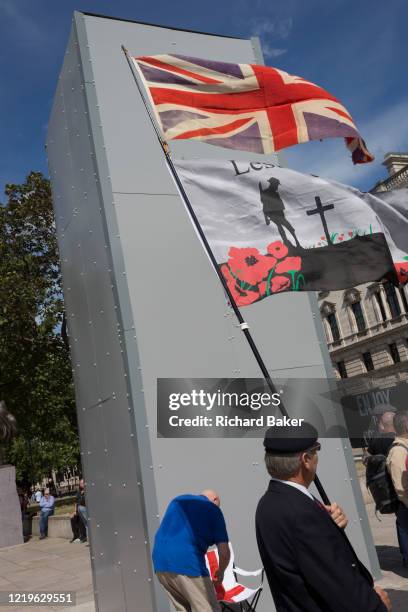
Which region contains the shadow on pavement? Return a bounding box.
[376,545,408,578]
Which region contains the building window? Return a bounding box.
[351,302,366,332]
[321,301,342,343]
[375,292,387,321]
[327,312,340,342]
[362,351,374,372]
[384,281,401,318]
[337,361,348,378]
[389,342,401,364]
[344,288,366,332]
[399,287,408,313]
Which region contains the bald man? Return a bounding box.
[153,490,230,611]
[367,410,396,456]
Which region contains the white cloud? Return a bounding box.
[250,17,293,60]
[251,16,293,39]
[260,44,287,59]
[262,18,292,38]
[284,100,408,190]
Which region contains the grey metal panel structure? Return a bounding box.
[47,19,155,612]
[47,12,380,612]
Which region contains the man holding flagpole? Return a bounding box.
[256,422,391,612]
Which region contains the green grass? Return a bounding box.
[53,502,76,516]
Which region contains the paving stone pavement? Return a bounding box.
[0,508,407,612]
[0,537,95,612]
[367,502,408,611]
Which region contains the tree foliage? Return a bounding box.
[0,172,79,484]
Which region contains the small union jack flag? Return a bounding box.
[132,54,374,164]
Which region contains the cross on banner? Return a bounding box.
[306,196,335,244]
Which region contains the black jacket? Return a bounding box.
[76,489,86,507]
[367,433,395,456]
[255,480,386,612]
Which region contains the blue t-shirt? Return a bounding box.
[152,494,229,577]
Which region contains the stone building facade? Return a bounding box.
[320,284,408,386]
[371,152,408,193]
[319,153,408,396]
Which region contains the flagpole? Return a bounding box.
[122,46,330,506]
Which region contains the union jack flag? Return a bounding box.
[132,54,374,164]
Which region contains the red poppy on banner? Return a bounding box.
[174,159,406,307]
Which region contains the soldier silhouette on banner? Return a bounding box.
[259,178,302,248]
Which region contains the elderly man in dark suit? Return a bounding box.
[256,423,391,612]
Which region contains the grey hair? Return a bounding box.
[264,451,302,480]
[394,411,408,436]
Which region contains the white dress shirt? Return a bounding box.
[271,477,314,501]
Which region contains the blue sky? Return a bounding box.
[1,0,407,197]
